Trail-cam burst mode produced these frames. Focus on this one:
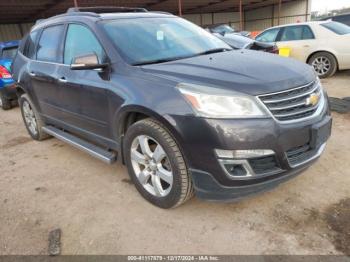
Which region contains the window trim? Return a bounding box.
[277,25,315,42]
[62,22,108,65]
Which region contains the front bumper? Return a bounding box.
[190,166,308,201]
[190,143,325,201]
[169,101,332,201]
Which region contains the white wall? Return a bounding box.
[245,0,310,31]
[183,12,240,26]
[0,23,33,42]
[0,1,310,41]
[183,0,310,31]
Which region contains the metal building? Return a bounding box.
[0,0,312,42]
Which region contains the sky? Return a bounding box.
[312,0,350,13]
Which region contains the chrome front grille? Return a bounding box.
[258,81,323,122]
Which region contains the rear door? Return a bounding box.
[57,23,111,139]
[29,24,65,119]
[275,25,316,62]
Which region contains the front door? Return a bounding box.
[56,23,111,139]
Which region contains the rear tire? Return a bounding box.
[123,118,193,208]
[308,52,337,79]
[19,93,50,141]
[0,92,12,110]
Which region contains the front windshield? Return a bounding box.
[102,17,231,65]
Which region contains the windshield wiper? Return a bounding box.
[194,48,231,57]
[132,58,175,66]
[132,55,191,66]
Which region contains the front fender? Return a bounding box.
[112,104,190,165]
[113,104,185,145]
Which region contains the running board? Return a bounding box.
[42,126,117,164]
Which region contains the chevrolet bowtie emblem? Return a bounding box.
[306,93,320,106]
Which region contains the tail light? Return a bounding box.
[0,65,12,79]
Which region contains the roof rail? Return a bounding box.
[151,11,172,15]
[35,19,45,25]
[67,6,148,14]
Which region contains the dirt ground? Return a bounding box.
[0,71,349,255]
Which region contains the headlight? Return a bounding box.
[177,83,267,118]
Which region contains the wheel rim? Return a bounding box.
[312,56,331,76]
[0,96,2,107]
[22,101,38,135]
[130,135,173,197]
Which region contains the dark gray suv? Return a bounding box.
[12,7,332,208]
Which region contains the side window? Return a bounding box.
[280,26,303,41]
[302,26,315,40]
[64,24,106,65]
[23,31,39,59]
[280,26,314,41]
[37,25,64,63]
[256,28,280,42]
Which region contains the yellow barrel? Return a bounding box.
[279,47,291,57]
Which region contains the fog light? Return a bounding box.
[215,149,274,159]
[224,163,247,177]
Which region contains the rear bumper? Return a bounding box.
[0,80,17,100]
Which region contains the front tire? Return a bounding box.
[0,92,12,110]
[123,118,193,208]
[19,94,50,141]
[308,52,337,78]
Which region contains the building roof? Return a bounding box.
[0,0,299,24]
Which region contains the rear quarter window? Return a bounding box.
[23,30,39,59]
[321,21,350,35]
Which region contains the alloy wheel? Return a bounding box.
[0,97,2,107]
[22,100,38,135]
[130,135,173,197]
[312,56,331,77]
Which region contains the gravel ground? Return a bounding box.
[0,71,349,255]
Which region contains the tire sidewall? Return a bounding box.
[0,91,11,110]
[19,94,41,140]
[309,52,337,79]
[123,120,185,209]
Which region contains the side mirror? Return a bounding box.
[70,53,108,70]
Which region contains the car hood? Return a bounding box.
[141,50,315,96]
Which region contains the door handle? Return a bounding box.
[303,45,310,48]
[29,71,36,77]
[58,77,67,83]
